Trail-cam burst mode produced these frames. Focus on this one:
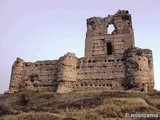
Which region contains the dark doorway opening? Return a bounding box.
[107,42,112,55]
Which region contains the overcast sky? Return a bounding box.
[0,0,160,93]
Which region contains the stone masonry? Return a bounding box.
[6,10,154,93]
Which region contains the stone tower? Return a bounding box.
[124,48,154,91]
[85,10,134,57]
[56,53,78,93]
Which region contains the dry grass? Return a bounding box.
[0,112,64,120]
[0,90,160,120]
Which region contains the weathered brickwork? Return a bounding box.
[6,10,154,93]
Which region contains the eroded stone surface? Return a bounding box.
[6,10,154,93]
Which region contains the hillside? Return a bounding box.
[0,90,160,120]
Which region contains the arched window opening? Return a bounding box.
[107,24,115,34]
[107,42,112,55]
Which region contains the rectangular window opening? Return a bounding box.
[107,42,112,55]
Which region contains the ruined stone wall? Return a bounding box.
[75,55,125,91]
[8,58,25,93]
[7,59,59,93]
[23,60,58,91]
[92,34,127,56]
[8,47,154,93]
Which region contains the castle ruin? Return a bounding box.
[6,10,154,93]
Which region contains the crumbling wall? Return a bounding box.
[7,58,24,93]
[124,48,154,91]
[23,60,58,91]
[75,55,125,91]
